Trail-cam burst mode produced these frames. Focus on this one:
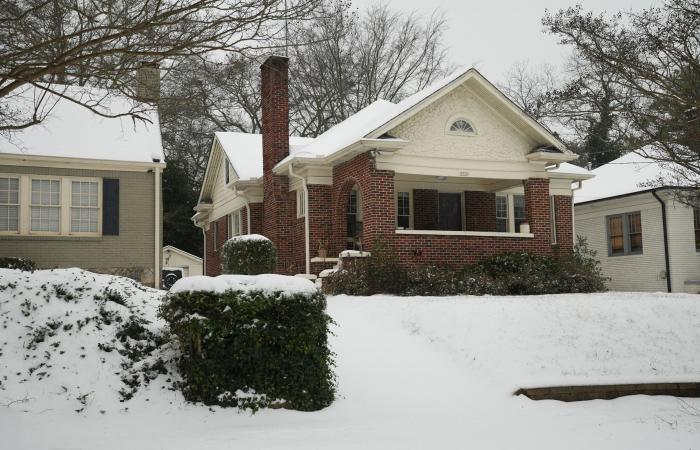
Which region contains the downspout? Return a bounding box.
[288,164,310,275]
[154,166,161,288]
[651,189,672,293]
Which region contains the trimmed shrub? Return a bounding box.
[221,234,277,275]
[324,265,370,296]
[160,276,335,412]
[325,239,607,296]
[0,257,37,272]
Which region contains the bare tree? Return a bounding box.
[0,0,323,132]
[498,60,561,122]
[543,0,700,200]
[288,1,452,136]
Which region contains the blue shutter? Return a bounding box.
[102,179,119,235]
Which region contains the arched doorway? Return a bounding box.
[346,185,363,250]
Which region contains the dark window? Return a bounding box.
[347,190,360,248]
[102,179,119,236]
[694,207,700,251]
[514,195,526,232]
[496,195,508,232]
[607,212,643,256]
[397,192,410,229]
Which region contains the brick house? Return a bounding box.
[193,55,592,277]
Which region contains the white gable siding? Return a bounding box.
[665,199,700,293]
[209,146,247,222]
[389,85,537,162]
[575,193,667,292]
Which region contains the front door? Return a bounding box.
[439,193,462,231]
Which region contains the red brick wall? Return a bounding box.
[261,55,295,274]
[204,215,229,276]
[331,152,395,256]
[413,189,438,230]
[523,178,553,255]
[553,195,573,255]
[464,191,496,231]
[308,184,333,258]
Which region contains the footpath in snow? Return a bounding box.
[1,269,699,449]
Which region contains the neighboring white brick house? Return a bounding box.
[575,153,700,293]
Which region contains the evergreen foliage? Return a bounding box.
[160,286,335,411]
[221,235,277,275]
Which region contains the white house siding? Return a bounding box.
[209,145,247,223]
[390,85,537,163]
[665,198,700,293]
[575,193,667,292]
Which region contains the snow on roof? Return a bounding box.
[0,84,164,164]
[550,162,593,177]
[574,152,684,204]
[170,273,318,296]
[275,99,396,166]
[215,132,314,180]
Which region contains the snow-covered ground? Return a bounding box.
[1,269,700,449]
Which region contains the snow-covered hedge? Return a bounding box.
[160,274,335,411]
[221,234,277,275]
[0,256,36,271]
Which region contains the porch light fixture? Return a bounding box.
[435,176,447,181]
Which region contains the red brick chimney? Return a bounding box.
[260,55,293,273]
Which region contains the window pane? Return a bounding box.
[628,212,642,234]
[496,218,507,232]
[31,206,60,232]
[0,205,19,231]
[629,233,643,253]
[513,195,526,230]
[608,216,624,255]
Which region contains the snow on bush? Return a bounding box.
[0,268,171,414]
[160,274,335,411]
[221,234,277,275]
[170,273,318,296]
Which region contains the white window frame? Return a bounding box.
[70,179,102,235]
[296,189,306,218]
[0,175,20,234]
[445,114,478,137]
[29,176,62,235]
[550,196,557,244]
[229,210,242,237]
[1,174,103,237]
[396,191,411,229]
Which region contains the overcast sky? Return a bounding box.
[351,0,656,82]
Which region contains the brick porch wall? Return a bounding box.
[331,152,395,256]
[553,195,573,256]
[204,215,229,276]
[464,191,496,232]
[413,189,438,230]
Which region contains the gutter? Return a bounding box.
[651,189,672,293]
[154,166,162,288]
[288,164,310,275]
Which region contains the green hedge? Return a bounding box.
[0,257,37,271]
[325,237,607,296]
[159,282,335,411]
[221,234,277,275]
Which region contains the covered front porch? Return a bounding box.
[327,151,576,269]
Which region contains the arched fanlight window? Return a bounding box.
[449,119,475,134]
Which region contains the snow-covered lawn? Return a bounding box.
[1,269,699,449]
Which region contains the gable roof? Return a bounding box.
[575,152,689,204]
[274,67,570,170]
[0,84,164,164]
[163,245,203,262]
[215,132,314,180]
